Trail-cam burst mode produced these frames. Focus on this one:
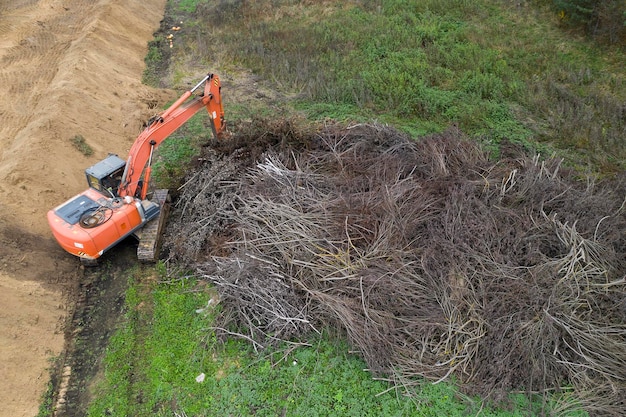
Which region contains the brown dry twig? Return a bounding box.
[165,119,626,415]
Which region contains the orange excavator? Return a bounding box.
[47,73,225,265]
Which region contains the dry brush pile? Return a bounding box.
[164,119,626,415]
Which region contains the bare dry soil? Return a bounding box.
[0,1,171,415]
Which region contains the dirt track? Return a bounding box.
[0,1,169,415]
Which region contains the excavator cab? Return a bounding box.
[85,154,126,197]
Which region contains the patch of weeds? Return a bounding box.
[143,30,175,88]
[206,336,417,416]
[36,357,61,417]
[176,0,210,13]
[294,100,371,123]
[70,134,93,156]
[188,0,625,172]
[36,377,57,417]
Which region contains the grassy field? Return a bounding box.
[81,0,625,416]
[155,0,624,174]
[87,267,579,417]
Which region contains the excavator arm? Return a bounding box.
[119,73,224,199]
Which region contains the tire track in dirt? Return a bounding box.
[0,1,168,416]
[0,0,172,223]
[52,242,138,417]
[0,0,101,186]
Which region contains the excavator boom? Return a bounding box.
[120,73,224,199]
[47,73,225,263]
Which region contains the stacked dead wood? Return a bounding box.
[164,120,626,415]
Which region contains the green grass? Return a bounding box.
[187,0,624,173]
[36,380,56,417]
[70,134,94,156]
[176,0,210,13]
[88,265,585,416]
[151,111,213,189]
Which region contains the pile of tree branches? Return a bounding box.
[164,119,626,415]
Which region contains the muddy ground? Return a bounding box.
[0,1,170,415]
[52,241,139,417]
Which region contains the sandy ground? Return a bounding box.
[0,1,170,415]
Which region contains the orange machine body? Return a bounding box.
[47,187,145,259]
[47,73,225,261]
